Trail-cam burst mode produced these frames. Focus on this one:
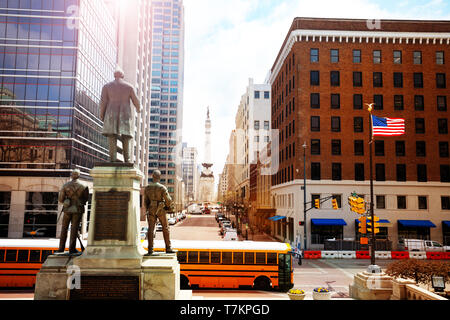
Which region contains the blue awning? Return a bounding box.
[355,219,390,225]
[442,221,450,227]
[398,220,436,228]
[311,219,347,226]
[268,215,286,221]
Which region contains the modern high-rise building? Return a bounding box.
[181,142,199,203]
[147,0,185,201]
[269,17,450,249]
[0,0,117,238]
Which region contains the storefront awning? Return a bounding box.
[443,221,450,227]
[355,219,390,225]
[268,215,286,221]
[398,220,436,228]
[311,219,347,226]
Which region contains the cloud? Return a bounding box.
[181,0,450,188]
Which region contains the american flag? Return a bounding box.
[372,115,405,136]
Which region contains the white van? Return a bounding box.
[223,229,238,241]
[399,239,449,252]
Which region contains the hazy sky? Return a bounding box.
[181,0,450,184]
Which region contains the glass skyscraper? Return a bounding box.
[0,0,117,238]
[148,0,184,200]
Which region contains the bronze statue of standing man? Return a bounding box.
[56,169,89,255]
[100,68,140,163]
[144,170,175,255]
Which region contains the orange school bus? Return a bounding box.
[152,240,294,291]
[0,239,294,291]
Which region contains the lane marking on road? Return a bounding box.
[320,260,356,279]
[305,262,328,274]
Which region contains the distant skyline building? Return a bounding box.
[181,142,199,203]
[0,0,117,238]
[148,0,185,200]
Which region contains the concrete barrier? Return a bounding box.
[409,251,427,259]
[391,251,409,259]
[304,251,321,259]
[339,251,356,259]
[375,251,391,259]
[356,251,371,259]
[321,251,339,259]
[426,252,445,260]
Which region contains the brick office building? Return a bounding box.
[268,18,450,249]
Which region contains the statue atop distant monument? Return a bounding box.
[100,68,141,163]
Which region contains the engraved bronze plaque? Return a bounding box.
[94,191,130,241]
[69,276,139,300]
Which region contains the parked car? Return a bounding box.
[156,223,163,231]
[168,217,177,225]
[398,239,449,252]
[223,228,238,241]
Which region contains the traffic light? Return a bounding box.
[358,216,367,234]
[354,197,365,214]
[367,216,380,234]
[314,198,320,209]
[332,198,339,210]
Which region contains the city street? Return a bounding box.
[0,214,397,300]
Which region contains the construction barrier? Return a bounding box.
[375,251,392,259]
[356,251,371,259]
[339,251,356,259]
[426,252,445,260]
[321,251,339,259]
[391,251,410,259]
[409,251,427,259]
[304,251,321,259]
[444,252,450,260]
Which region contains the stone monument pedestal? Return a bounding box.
[34,164,192,300]
[349,265,393,300]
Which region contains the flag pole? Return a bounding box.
[367,104,376,267]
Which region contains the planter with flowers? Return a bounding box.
[312,287,332,300]
[288,289,306,300]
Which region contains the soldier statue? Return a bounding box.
[144,170,175,255]
[99,67,141,163]
[55,169,89,255]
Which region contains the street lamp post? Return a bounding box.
[302,142,307,251]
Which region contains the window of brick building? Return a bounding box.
[436,51,444,65]
[332,163,342,180]
[416,141,426,157]
[393,72,403,88]
[374,95,383,110]
[393,50,402,64]
[311,116,320,132]
[353,94,363,109]
[439,141,449,158]
[375,164,385,181]
[330,49,339,63]
[437,96,447,111]
[414,73,423,88]
[413,51,422,64]
[353,49,361,63]
[373,72,383,87]
[373,50,381,64]
[331,117,340,132]
[331,140,341,155]
[441,196,450,210]
[396,164,406,182]
[354,117,363,133]
[376,195,386,209]
[436,73,446,89]
[331,94,340,109]
[375,141,384,156]
[330,71,340,86]
[311,139,320,155]
[438,118,448,134]
[354,140,364,156]
[395,141,405,156]
[310,93,320,109]
[310,48,319,63]
[355,163,364,181]
[397,196,407,209]
[353,72,362,87]
[418,196,428,210]
[311,163,321,180]
[310,71,320,86]
[441,165,450,182]
[414,95,424,111]
[394,95,404,110]
[417,164,427,182]
[415,118,425,134]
